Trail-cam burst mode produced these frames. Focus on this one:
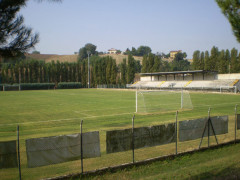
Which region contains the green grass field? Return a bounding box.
[0,89,240,179]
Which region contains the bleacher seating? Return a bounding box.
[130,79,238,92]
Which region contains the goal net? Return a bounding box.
[136,90,193,113]
[2,84,20,91]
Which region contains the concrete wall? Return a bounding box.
[141,76,152,81]
[205,73,217,80]
[218,73,240,80]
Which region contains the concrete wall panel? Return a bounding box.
[26,131,100,168]
[106,123,176,154]
[179,116,228,142]
[0,140,18,169]
[237,114,240,130]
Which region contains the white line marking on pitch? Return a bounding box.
[74,111,94,117]
[0,112,134,127]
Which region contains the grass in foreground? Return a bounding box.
[81,143,240,180]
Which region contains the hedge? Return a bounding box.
[0,82,82,91]
[19,83,55,90]
[57,82,82,89]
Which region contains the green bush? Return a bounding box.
[20,83,55,90]
[57,82,82,89]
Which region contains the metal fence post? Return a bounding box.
[208,108,211,148]
[235,104,238,144]
[132,115,135,163]
[17,125,21,180]
[175,111,178,155]
[136,90,138,113]
[181,88,183,109]
[80,120,83,174]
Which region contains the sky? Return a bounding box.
[20,0,240,58]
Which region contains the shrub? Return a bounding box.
[20,83,55,90]
[57,82,82,89]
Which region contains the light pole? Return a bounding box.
[87,51,91,88]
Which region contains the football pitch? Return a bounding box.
[1,89,240,179]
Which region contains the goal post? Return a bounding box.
[135,89,193,113]
[2,84,21,91]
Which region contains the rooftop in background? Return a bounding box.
[170,50,182,59]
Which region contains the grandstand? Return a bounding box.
[130,70,240,93]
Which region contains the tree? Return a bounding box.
[152,55,161,72]
[106,57,112,84]
[136,46,152,56]
[225,49,231,73]
[0,0,39,59]
[218,50,227,73]
[81,60,87,87]
[216,0,240,43]
[230,48,239,72]
[93,60,99,86]
[192,50,201,70]
[204,51,210,70]
[0,0,60,59]
[148,53,155,72]
[39,61,44,83]
[131,47,137,56]
[171,52,190,71]
[124,48,130,55]
[25,61,29,83]
[134,60,142,73]
[127,55,136,84]
[120,58,127,85]
[200,51,205,70]
[110,60,117,84]
[56,60,61,82]
[78,43,97,61]
[32,50,40,54]
[209,46,219,71]
[14,62,20,83]
[141,55,148,73]
[85,43,97,54]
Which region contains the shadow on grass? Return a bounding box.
[187,164,240,180]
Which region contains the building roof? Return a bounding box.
[108,48,117,51]
[170,50,182,53]
[140,70,218,76]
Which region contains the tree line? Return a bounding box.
[1,44,240,86]
[1,55,141,86]
[124,46,152,56]
[141,52,190,73]
[192,46,240,73]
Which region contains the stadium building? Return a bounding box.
[131,70,240,93]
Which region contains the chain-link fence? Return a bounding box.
[0,106,240,180]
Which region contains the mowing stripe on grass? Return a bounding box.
[0,113,134,127]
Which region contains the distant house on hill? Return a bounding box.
[170,50,182,59]
[108,48,117,54]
